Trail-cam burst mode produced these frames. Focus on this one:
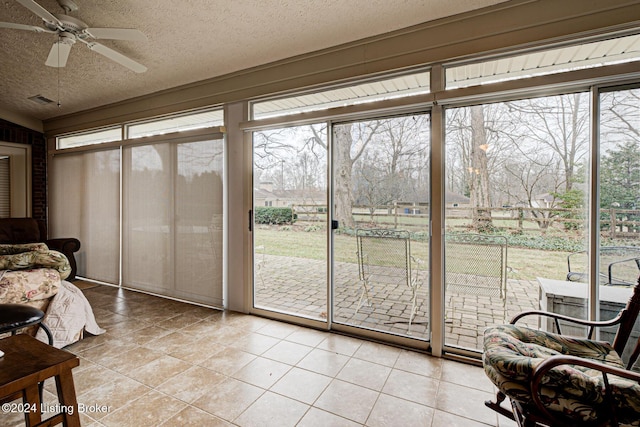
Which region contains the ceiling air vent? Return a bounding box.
[28,95,55,105]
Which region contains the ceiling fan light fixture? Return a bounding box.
[58,32,77,44]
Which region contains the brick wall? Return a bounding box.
[0,119,46,221]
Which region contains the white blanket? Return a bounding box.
[36,280,106,348]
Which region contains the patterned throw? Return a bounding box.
[0,242,49,255]
[0,243,71,280]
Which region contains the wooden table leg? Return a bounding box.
[23,383,42,427]
[55,368,80,427]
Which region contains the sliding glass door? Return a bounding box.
[250,72,433,337]
[439,86,640,358]
[251,114,430,342]
[252,124,328,321]
[332,115,431,340]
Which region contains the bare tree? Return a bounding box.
[333,122,381,228]
[469,105,493,229]
[446,105,505,230]
[506,93,589,192]
[254,125,328,191]
[445,94,590,231]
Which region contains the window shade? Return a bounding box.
[49,150,121,283]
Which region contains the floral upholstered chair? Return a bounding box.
[483,278,640,427]
[0,243,71,313]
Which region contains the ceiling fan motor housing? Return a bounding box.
[45,14,87,34]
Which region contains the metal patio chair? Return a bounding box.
[355,228,423,332]
[255,244,267,288]
[445,234,508,321]
[567,246,640,286]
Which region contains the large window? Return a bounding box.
[444,94,590,352]
[597,86,640,365]
[243,34,640,355]
[50,28,640,358]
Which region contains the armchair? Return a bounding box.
[483,278,640,426]
[0,218,80,280]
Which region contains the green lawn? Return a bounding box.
[254,225,572,281]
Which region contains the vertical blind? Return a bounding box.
[50,135,224,308]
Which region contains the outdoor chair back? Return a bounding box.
[445,234,508,319]
[567,246,640,286]
[355,228,422,332]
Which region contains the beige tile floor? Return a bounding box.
[3,284,517,427]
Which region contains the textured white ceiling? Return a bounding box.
[0,0,507,122]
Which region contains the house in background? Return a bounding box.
[254,181,326,209]
[531,193,556,209]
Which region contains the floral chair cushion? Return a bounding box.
[0,268,61,303]
[483,324,640,425]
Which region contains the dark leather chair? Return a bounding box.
[0,218,80,280]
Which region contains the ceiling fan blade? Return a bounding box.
[87,42,147,73]
[45,41,72,67]
[15,0,61,26]
[0,21,49,32]
[85,28,146,41]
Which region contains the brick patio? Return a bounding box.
[254,254,540,349]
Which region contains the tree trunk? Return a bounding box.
[334,125,355,228]
[469,105,493,230]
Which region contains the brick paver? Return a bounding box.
[254,254,540,348]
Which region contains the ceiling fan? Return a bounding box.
[0,0,147,73]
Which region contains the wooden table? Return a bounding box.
[0,334,80,427]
